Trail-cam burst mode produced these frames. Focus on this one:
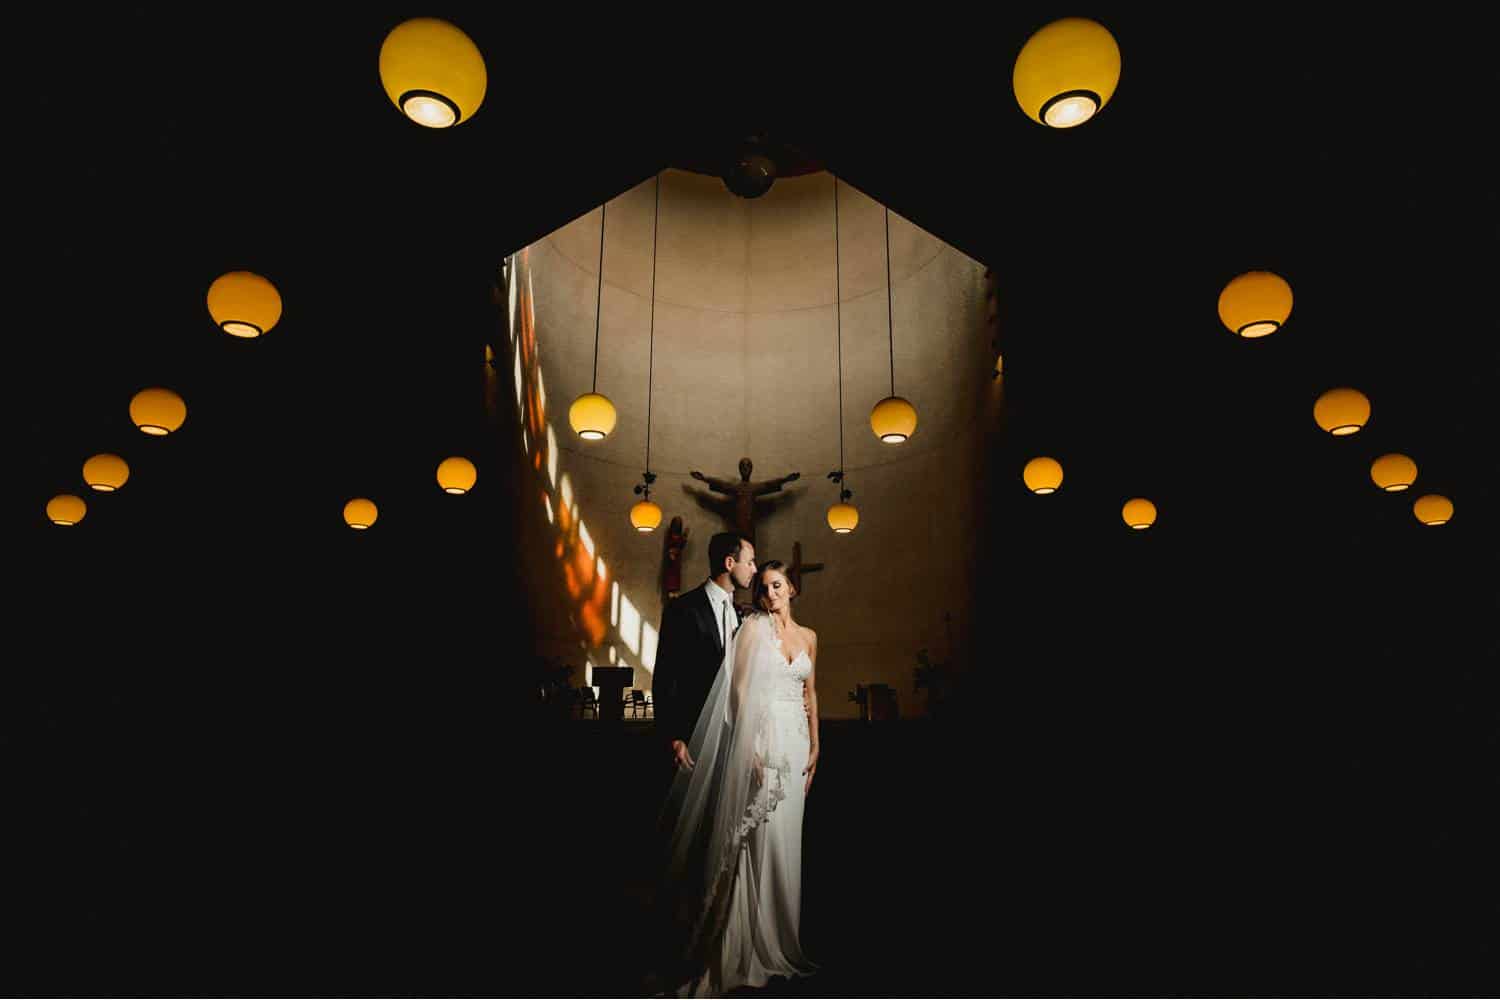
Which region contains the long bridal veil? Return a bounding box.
[657,613,788,979]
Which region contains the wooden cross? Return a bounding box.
[788,540,824,595]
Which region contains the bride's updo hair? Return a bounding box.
[753,560,797,611]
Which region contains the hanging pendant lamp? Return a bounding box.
[827,177,859,534]
[1313,387,1370,436]
[83,453,130,492]
[344,498,378,530]
[631,176,664,533]
[1412,494,1453,526]
[47,494,87,526]
[1013,17,1121,128]
[378,18,487,128]
[1370,453,1417,492]
[1218,271,1292,339]
[1023,456,1064,494]
[570,202,618,441]
[207,271,282,339]
[870,207,917,444]
[1122,497,1157,530]
[437,456,478,494]
[130,387,186,436]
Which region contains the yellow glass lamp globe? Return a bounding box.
[1412,494,1453,526]
[83,453,130,492]
[344,498,379,530]
[437,456,478,494]
[630,499,663,533]
[870,396,918,444]
[129,387,187,436]
[379,18,487,128]
[1013,18,1121,128]
[1023,456,1064,494]
[826,502,859,534]
[1370,454,1418,492]
[1313,388,1371,436]
[47,494,87,526]
[206,271,282,338]
[1122,497,1157,530]
[569,392,617,441]
[1218,271,1293,339]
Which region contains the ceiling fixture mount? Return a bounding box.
[1013,17,1121,129]
[723,136,777,199]
[379,18,487,129]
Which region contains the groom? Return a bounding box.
[654,532,757,772]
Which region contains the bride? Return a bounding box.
[659,559,820,996]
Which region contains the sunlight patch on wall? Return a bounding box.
[579,520,595,558]
[641,622,658,673]
[611,580,620,627]
[513,345,524,415]
[560,473,573,513]
[546,424,559,487]
[543,492,554,524]
[619,593,641,657]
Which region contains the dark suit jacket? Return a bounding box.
[653,582,734,747]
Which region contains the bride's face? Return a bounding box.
[759,569,795,613]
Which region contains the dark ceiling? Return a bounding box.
[26,7,1494,548]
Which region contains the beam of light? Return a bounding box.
[641,622,658,673]
[619,593,641,657]
[537,367,547,416]
[546,424,558,487]
[560,473,573,512]
[609,645,617,664]
[526,262,536,335]
[513,345,524,414]
[543,492,554,524]
[579,520,594,558]
[596,556,607,581]
[611,581,620,627]
[521,426,529,454]
[507,257,518,340]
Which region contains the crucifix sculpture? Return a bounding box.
[689,457,799,544]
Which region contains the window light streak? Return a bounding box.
[641,623,658,672]
[546,424,558,487]
[619,594,641,657]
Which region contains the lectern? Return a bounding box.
[590,667,634,723]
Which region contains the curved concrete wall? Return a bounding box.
[510,169,991,718]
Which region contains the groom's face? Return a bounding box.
[727,541,757,590]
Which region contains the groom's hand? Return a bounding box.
[671,739,695,772]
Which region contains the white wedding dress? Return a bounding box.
[660,613,817,996]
